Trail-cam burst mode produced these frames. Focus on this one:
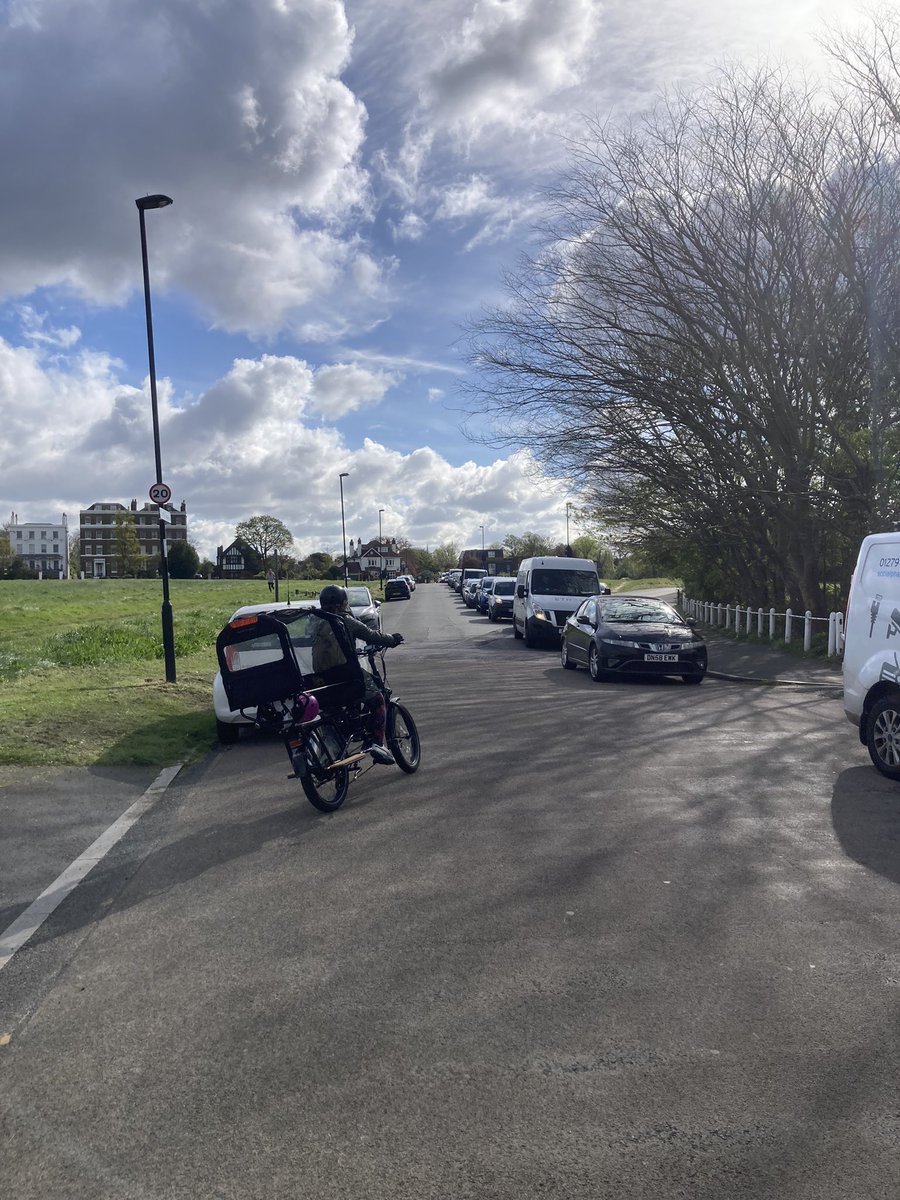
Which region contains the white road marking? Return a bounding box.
[0,764,182,973]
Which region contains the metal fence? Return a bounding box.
[678,593,844,657]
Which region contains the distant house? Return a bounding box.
[458,546,520,575]
[215,539,261,579]
[346,537,418,581]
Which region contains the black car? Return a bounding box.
[384,578,411,601]
[561,595,707,683]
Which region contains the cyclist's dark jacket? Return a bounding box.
[311,608,395,705]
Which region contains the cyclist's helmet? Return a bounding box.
[319,584,349,612]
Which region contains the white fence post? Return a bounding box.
[785,608,793,642]
[757,607,764,637]
[828,612,836,657]
[804,610,812,652]
[837,610,844,650]
[726,604,732,630]
[717,603,722,626]
[769,608,776,640]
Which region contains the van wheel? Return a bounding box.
[524,620,539,648]
[866,693,900,780]
[513,619,523,639]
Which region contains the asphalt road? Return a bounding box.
[2,583,900,1199]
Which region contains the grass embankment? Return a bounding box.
[0,578,332,768]
[611,577,680,593]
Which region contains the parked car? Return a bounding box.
[213,600,317,742]
[398,574,416,591]
[486,577,517,621]
[476,577,497,613]
[462,578,482,607]
[560,595,707,683]
[346,584,382,633]
[460,568,487,596]
[385,578,411,601]
[446,570,462,590]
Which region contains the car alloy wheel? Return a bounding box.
[588,644,604,682]
[561,638,577,670]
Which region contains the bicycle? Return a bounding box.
[254,645,420,812]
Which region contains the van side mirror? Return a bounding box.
[516,584,526,599]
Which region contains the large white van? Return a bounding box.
[843,531,900,779]
[513,556,601,647]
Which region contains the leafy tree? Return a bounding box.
[113,513,143,577]
[68,531,81,578]
[302,551,333,578]
[167,539,200,579]
[197,559,216,579]
[431,543,459,571]
[504,532,554,558]
[234,515,294,565]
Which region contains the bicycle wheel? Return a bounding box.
[299,730,351,811]
[387,701,421,774]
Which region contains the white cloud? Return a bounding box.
[0,0,391,336]
[309,363,398,418]
[0,337,568,557]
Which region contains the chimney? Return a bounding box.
[131,498,137,511]
[180,500,186,512]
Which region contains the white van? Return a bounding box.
[843,532,900,779]
[513,556,601,647]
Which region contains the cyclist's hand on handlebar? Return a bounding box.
[390,633,404,646]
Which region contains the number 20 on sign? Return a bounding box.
[149,482,172,505]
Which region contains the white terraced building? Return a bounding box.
[7,512,70,578]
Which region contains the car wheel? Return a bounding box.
[216,718,240,744]
[488,610,496,622]
[588,645,605,682]
[682,672,704,685]
[561,638,577,670]
[866,693,900,779]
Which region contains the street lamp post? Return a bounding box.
[566,502,572,555]
[480,524,485,571]
[339,472,349,586]
[136,193,176,684]
[378,508,385,584]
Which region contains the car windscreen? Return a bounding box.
[493,581,515,596]
[346,588,371,605]
[531,569,599,597]
[598,598,683,624]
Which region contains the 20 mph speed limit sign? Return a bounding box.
[149,482,172,505]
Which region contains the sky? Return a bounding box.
[0,0,870,562]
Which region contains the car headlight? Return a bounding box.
[532,605,551,621]
[604,638,641,649]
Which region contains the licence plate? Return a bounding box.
[645,653,679,662]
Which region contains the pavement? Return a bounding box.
[701,628,843,688]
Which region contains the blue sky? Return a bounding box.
[0,0,867,561]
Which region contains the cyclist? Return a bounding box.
[313,584,403,764]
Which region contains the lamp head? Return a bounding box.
[136,194,173,211]
[339,472,349,479]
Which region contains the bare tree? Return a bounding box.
[467,64,900,610]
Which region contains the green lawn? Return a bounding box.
[0,578,329,767]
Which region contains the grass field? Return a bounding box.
[0,575,679,767]
[0,578,332,768]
